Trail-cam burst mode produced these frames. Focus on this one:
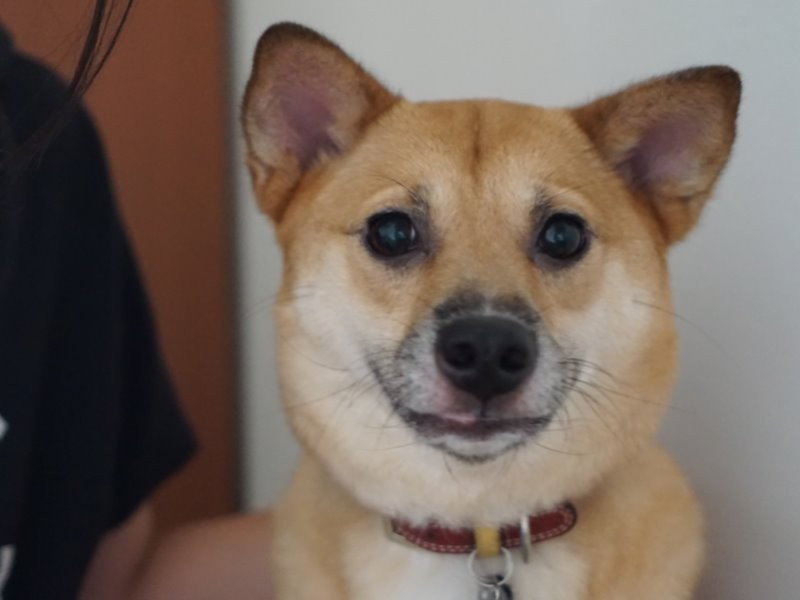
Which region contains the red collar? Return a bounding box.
[387,503,577,555]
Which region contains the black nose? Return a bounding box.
[435,316,537,401]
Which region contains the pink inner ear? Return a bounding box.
[623,118,701,190]
[278,81,339,168]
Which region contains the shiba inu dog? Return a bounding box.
[241,22,740,600]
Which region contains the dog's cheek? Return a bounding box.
[277,250,418,449]
[288,250,396,366]
[549,258,676,448]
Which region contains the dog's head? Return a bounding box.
[242,23,740,524]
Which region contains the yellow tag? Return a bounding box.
[474,525,501,558]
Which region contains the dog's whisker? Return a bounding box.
[558,356,687,415]
[373,398,402,450]
[531,439,586,456]
[441,453,460,485]
[571,387,624,442]
[632,298,738,363]
[284,369,376,409]
[495,443,522,480]
[373,440,420,452]
[314,396,351,449]
[278,341,352,373]
[572,377,681,412]
[243,284,324,318]
[315,373,388,446]
[559,357,628,386]
[362,422,408,431]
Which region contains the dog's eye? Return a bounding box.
[536,214,588,263]
[366,211,418,258]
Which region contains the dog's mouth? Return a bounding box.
[392,406,554,463]
[384,392,558,462]
[400,409,552,441]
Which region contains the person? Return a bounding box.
[0,3,195,598]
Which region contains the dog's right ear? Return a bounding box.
[241,23,397,221]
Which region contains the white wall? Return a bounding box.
[229,1,800,597]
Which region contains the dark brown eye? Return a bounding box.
[536,214,588,262]
[366,211,418,258]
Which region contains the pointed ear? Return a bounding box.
[571,66,741,244]
[241,23,398,221]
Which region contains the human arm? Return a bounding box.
[132,512,274,600]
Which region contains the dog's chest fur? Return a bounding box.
[344,521,587,600]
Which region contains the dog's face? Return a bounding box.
[242,24,739,524]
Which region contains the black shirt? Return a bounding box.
[0,27,195,599]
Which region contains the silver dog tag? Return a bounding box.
[477,580,513,600]
[478,587,501,600]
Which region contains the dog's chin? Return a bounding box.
[400,409,552,463]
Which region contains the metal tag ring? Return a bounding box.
[519,515,532,563]
[467,547,514,588]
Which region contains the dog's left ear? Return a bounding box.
[572,66,741,244]
[241,23,398,221]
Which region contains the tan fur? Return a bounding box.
[241,23,739,599]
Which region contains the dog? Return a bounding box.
[241,22,740,600]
